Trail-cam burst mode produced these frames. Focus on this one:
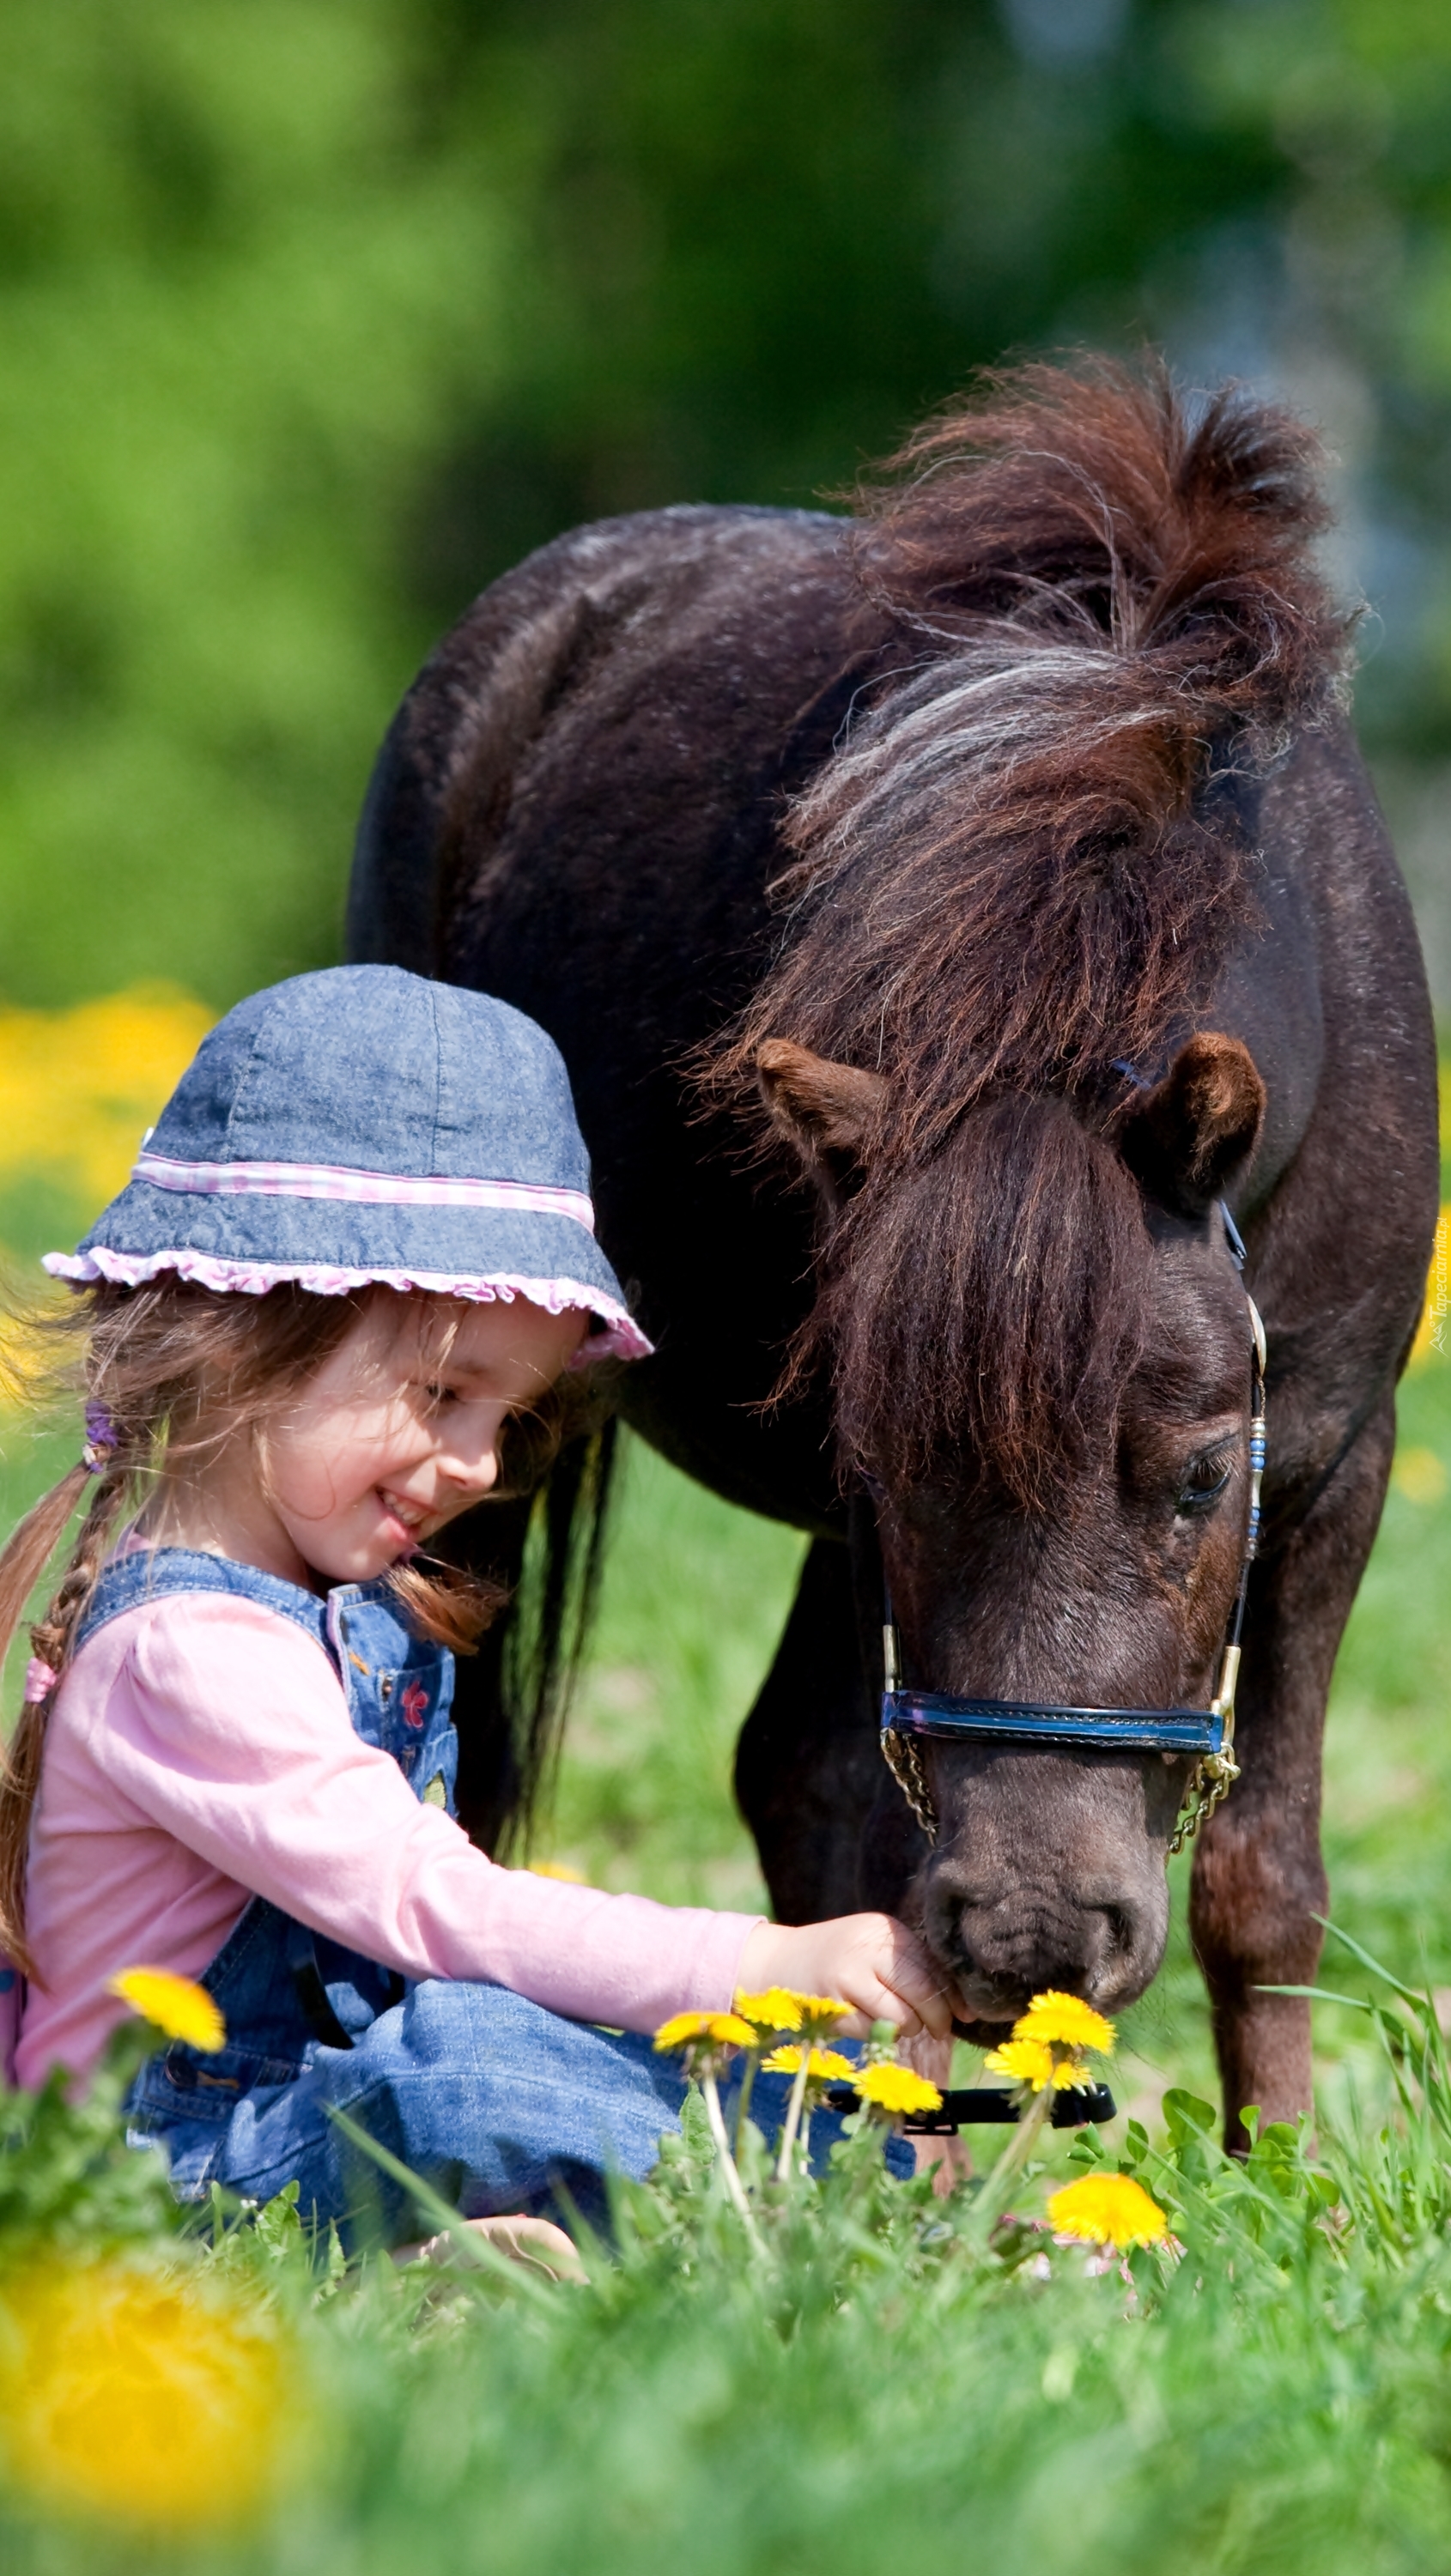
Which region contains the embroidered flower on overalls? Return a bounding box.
[400,1680,428,1730]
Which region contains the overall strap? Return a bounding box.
[76,1547,331,1661]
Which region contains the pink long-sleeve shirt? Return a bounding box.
[16,1591,762,2088]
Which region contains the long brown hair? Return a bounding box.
[0,1277,568,1976]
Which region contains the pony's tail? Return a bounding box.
[0,1453,131,1978]
[441,1418,620,1858]
[503,1415,619,1850]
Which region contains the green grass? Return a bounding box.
[9,1959,1451,2572]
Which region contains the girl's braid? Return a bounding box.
[27,1451,135,1680]
[0,1417,143,1974]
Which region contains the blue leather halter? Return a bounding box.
[878,1203,1267,1849]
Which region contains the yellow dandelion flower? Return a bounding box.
[791,1992,849,2024]
[1048,2058,1096,2091]
[852,2064,944,2115]
[653,2009,756,2053]
[109,1969,225,2054]
[0,2260,298,2527]
[761,2045,857,2080]
[1047,2172,1168,2249]
[1011,1991,1114,2055]
[984,2035,1056,2091]
[733,1987,804,2032]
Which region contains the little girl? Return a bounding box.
[0,967,946,2243]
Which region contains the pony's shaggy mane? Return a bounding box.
[706,358,1351,1503]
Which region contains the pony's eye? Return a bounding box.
[1176,1451,1231,1514]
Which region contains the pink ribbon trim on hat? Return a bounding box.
[131,1151,595,1228]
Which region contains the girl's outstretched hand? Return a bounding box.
[736,1913,956,2041]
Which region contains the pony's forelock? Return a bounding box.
[801,1095,1153,1509]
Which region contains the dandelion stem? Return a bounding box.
[968,2080,1058,2247]
[776,2053,812,2185]
[702,2075,762,2244]
[733,2052,757,2164]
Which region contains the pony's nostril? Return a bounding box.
[923,1871,986,1968]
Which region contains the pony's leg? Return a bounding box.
[734,1537,884,1924]
[1189,1394,1397,2149]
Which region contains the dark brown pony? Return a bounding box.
[349,361,1439,2142]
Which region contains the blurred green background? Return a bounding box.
[0,0,1448,2117]
[4,0,1451,1010]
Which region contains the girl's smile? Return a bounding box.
[148,1294,587,1590]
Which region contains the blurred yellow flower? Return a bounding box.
[982,2036,1079,2094]
[528,1859,589,1883]
[733,1987,804,2032]
[852,2064,943,2115]
[653,2009,756,2053]
[1047,2172,1169,2248]
[0,987,214,1417]
[0,2260,294,2526]
[0,988,213,1212]
[761,2046,856,2080]
[1392,1445,1447,1506]
[1407,1203,1448,1370]
[108,1968,225,2053]
[1011,1991,1114,2055]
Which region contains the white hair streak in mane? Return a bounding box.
[786,636,1169,873]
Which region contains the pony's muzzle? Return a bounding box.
[920,1858,1167,2021]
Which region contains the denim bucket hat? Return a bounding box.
[44,965,651,1363]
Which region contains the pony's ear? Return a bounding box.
[1119,1032,1266,1214]
[756,1039,888,1177]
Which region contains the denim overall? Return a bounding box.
[82,1551,898,2246]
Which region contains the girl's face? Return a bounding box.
[168,1294,586,1587]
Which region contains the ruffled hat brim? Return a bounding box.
[46,1179,652,1365]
